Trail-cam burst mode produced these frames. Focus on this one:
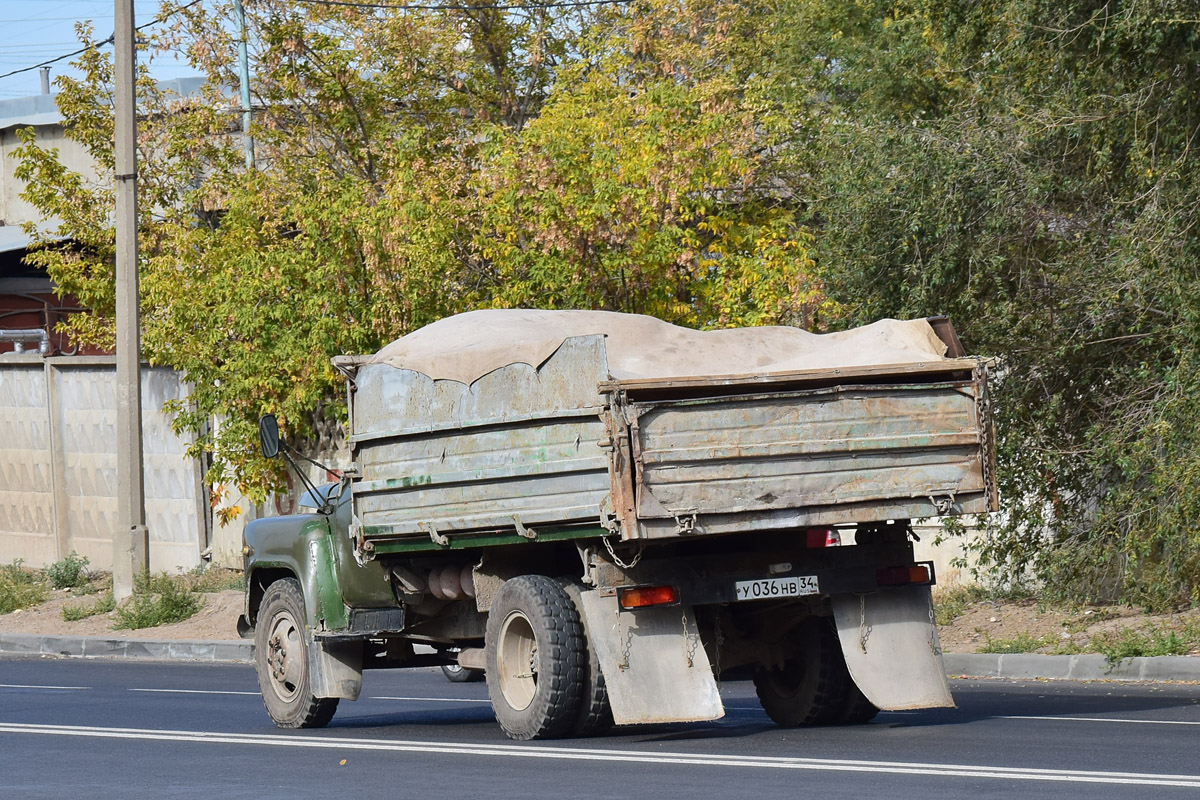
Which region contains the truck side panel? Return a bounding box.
[349,336,613,547]
[346,336,995,553]
[612,371,993,540]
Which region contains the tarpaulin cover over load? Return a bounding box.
[347,308,993,552]
[367,309,951,385]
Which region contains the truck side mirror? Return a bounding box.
[258,414,281,459]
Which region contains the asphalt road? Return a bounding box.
[2,657,1199,799]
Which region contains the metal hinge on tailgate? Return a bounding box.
[674,510,699,535]
[929,492,956,515]
[603,392,638,538]
[423,521,450,548]
[512,515,538,540]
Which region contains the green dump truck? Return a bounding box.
[240,309,996,740]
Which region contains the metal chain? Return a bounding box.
[618,614,634,671]
[603,534,644,570]
[976,359,995,505]
[713,622,723,674]
[682,610,700,668]
[927,589,944,656]
[858,594,872,654]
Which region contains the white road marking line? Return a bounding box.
[129,689,261,696]
[1001,715,1200,727]
[0,684,89,691]
[370,696,488,704]
[1,722,1199,788]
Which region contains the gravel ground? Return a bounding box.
[936,597,1200,655]
[0,589,244,640]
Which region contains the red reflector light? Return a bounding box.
[806,527,841,548]
[876,564,933,587]
[618,585,678,609]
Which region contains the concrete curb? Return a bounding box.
[943,652,1200,682]
[3,633,1200,682]
[0,633,252,663]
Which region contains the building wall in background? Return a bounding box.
[912,522,984,590]
[0,356,209,572]
[1,123,101,228]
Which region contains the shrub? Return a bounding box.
[933,585,988,625]
[933,583,1038,626]
[112,573,202,630]
[1093,624,1200,666]
[0,560,49,615]
[978,633,1055,654]
[45,552,90,589]
[61,592,116,622]
[185,567,244,593]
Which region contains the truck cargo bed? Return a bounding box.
[337,331,995,556]
[605,364,992,540]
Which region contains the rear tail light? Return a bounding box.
[618,585,679,609]
[876,563,933,587]
[806,527,842,548]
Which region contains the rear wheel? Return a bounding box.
[753,617,849,727]
[560,581,613,736]
[255,578,338,729]
[485,575,585,740]
[442,663,485,683]
[838,680,880,724]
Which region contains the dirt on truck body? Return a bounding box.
[242,309,996,740]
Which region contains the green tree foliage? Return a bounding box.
[15,1,819,506]
[479,1,823,328]
[32,0,1200,610]
[779,0,1200,607]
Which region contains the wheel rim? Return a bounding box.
[265,609,304,702]
[496,610,538,711]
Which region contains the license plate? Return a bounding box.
[733,575,819,601]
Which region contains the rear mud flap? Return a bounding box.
[579,592,724,726]
[832,585,955,710]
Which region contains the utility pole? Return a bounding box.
[234,0,254,169]
[113,0,149,602]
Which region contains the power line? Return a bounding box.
[0,0,630,84]
[0,17,118,23]
[0,41,111,81]
[0,0,204,82]
[0,46,84,54]
[291,0,630,11]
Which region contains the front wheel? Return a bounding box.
[255,578,338,729]
[485,575,585,740]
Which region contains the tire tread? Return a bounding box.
[485,575,585,740]
[255,578,339,729]
[560,581,613,736]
